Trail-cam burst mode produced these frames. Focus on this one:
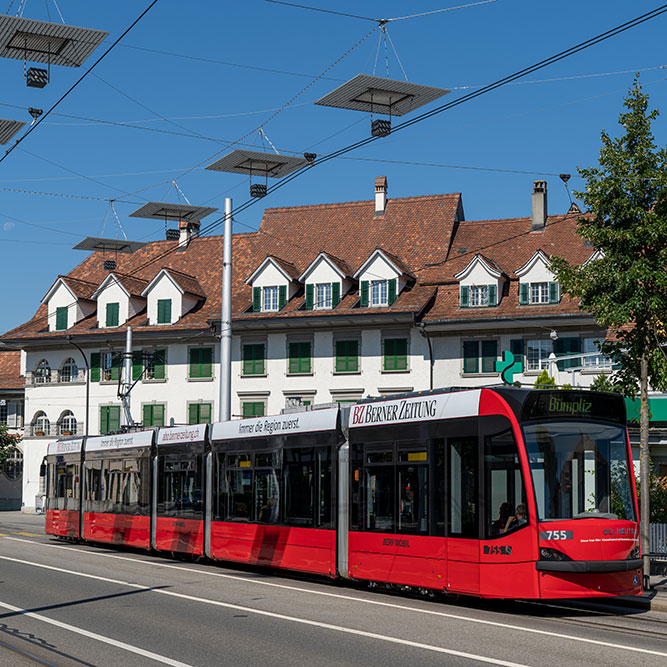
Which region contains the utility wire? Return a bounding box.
[0,0,159,167]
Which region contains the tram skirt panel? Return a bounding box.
[82,512,150,549]
[45,509,80,539]
[155,517,204,556]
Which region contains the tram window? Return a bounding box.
[483,418,527,538]
[365,448,394,532]
[449,436,478,538]
[158,454,203,519]
[47,462,79,511]
[350,446,363,531]
[317,446,332,528]
[225,468,253,521]
[397,449,428,535]
[256,465,280,524]
[284,448,314,526]
[88,456,149,516]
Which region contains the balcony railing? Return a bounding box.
[24,369,86,387]
[26,423,85,438]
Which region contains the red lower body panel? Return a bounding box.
[210,522,335,576]
[348,532,447,590]
[155,517,204,555]
[45,509,80,538]
[539,569,642,599]
[83,512,150,549]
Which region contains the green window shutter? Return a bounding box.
[189,348,199,378]
[555,337,581,370]
[106,302,119,327]
[336,340,359,372]
[55,306,68,331]
[360,281,369,307]
[110,406,120,432]
[143,404,151,426]
[488,284,497,307]
[100,406,107,434]
[279,285,287,310]
[384,338,408,371]
[289,342,311,374]
[510,339,524,365]
[147,404,165,427]
[157,299,171,324]
[463,341,479,374]
[153,350,166,379]
[252,286,261,312]
[200,403,212,424]
[243,344,265,375]
[519,283,529,305]
[481,340,498,373]
[90,352,101,382]
[549,281,559,303]
[188,403,199,425]
[305,283,314,310]
[332,282,340,308]
[242,402,264,418]
[110,353,121,381]
[201,347,212,378]
[460,285,469,308]
[132,351,143,381]
[388,278,397,305]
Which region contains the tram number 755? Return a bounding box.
[540,530,573,541]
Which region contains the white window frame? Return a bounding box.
[316,283,332,310]
[59,411,77,435]
[530,282,549,304]
[470,285,489,307]
[60,357,79,383]
[263,286,279,312]
[526,339,552,371]
[34,359,51,384]
[583,337,611,369]
[371,279,388,307]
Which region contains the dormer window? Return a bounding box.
[371,280,388,307]
[531,282,548,304]
[519,281,559,305]
[106,302,120,327]
[316,283,332,309]
[470,285,488,307]
[460,284,497,308]
[455,255,503,309]
[264,286,280,311]
[55,306,68,331]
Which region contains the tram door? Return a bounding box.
[445,422,480,595]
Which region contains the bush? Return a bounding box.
[533,369,555,388]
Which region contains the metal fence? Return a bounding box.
[650,523,667,557]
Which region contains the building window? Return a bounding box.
[189,347,212,379]
[0,403,6,425]
[383,338,408,371]
[316,283,332,309]
[100,405,120,435]
[34,359,51,384]
[102,351,120,382]
[371,280,388,307]
[143,404,165,427]
[32,411,50,436]
[60,358,78,383]
[4,447,22,480]
[583,337,611,369]
[335,340,359,373]
[526,339,552,371]
[530,282,549,304]
[242,343,265,376]
[55,306,68,331]
[157,299,172,324]
[288,341,311,375]
[106,302,120,327]
[188,402,212,425]
[463,340,498,374]
[263,286,279,312]
[520,281,559,305]
[140,349,166,380]
[470,285,489,307]
[242,401,265,418]
[59,411,77,436]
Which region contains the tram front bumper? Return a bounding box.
[536,558,643,573]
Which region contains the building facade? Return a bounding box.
[0,348,24,510]
[3,178,634,511]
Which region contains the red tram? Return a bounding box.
[44,387,643,600]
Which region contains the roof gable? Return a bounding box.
[454,254,503,281]
[353,248,413,280]
[515,249,551,277]
[141,268,205,299]
[298,252,353,282]
[41,275,96,304]
[245,255,299,285]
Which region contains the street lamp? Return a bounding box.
[67,337,89,437]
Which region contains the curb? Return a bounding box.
[608,593,667,613]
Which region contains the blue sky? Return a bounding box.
[2,0,667,334]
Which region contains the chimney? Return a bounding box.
[531,180,547,231]
[178,219,200,248]
[374,176,388,217]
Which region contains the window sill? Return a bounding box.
[143,378,167,383]
[580,368,612,375]
[381,369,410,374]
[286,372,314,377]
[333,370,361,375]
[57,380,85,385]
[241,373,267,379]
[187,376,214,382]
[461,372,499,377]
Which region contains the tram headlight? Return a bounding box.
[539,548,571,561]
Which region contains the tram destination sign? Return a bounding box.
[349,390,480,428]
[211,407,338,441]
[522,391,625,424]
[47,438,84,455]
[85,430,153,452]
[157,424,206,446]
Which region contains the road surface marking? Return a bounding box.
[1,553,666,661]
[13,532,42,537]
[0,597,192,667]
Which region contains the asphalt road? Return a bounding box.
[1,512,666,667]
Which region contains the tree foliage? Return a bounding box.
[0,423,20,464]
[533,369,556,388]
[590,373,622,393]
[550,78,667,396]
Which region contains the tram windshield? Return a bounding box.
[523,421,635,522]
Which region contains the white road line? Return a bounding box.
[0,597,192,667]
[2,552,667,661]
[0,555,525,666]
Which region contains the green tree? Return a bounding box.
[551,78,667,575]
[533,369,556,388]
[590,373,622,393]
[0,423,20,464]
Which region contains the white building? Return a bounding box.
[3,178,623,511]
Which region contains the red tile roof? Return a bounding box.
[0,349,22,390]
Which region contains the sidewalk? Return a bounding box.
[647,574,667,612]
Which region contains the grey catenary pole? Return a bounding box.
[219,198,233,421]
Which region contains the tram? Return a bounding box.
[44,387,643,600]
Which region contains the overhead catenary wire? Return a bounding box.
[10,4,667,330]
[0,0,160,167]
